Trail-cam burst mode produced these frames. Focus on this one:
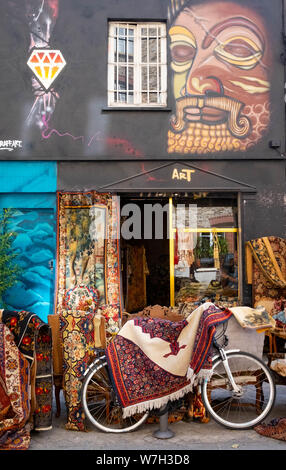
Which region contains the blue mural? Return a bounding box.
[2,208,56,322]
[0,161,57,323]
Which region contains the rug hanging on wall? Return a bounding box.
[245,236,286,313]
[55,192,123,339]
[0,323,31,450]
[59,309,99,431]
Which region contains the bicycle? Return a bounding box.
[81,320,276,433]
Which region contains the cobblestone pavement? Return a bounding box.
[27,384,286,452]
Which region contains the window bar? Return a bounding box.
[156,25,159,104]
[116,24,119,103]
[136,25,141,105]
[108,27,113,105]
[169,197,175,307]
[147,25,150,104]
[161,28,167,105]
[126,25,129,104]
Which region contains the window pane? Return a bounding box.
[173,197,238,305]
[149,66,158,90]
[128,38,134,62]
[119,38,127,62]
[119,27,127,36]
[141,66,147,90]
[114,65,117,90]
[114,37,117,62]
[141,27,148,36]
[128,66,134,91]
[127,92,134,104]
[141,38,148,63]
[142,92,148,104]
[149,27,157,37]
[149,38,158,62]
[158,39,161,63]
[149,92,158,103]
[119,92,127,102]
[118,66,127,90]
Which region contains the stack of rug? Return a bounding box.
[0,323,31,450]
[0,310,53,433]
[0,309,53,450]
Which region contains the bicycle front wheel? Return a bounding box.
[82,358,149,433]
[202,351,276,429]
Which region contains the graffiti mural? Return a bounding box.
[2,208,56,323]
[167,0,271,155]
[25,0,65,128]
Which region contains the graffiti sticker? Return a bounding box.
[27,49,66,90]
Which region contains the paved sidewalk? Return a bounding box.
[28,384,286,452]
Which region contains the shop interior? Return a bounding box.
[120,192,239,313]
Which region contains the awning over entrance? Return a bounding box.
[58,160,256,193]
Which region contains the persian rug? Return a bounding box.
[55,191,123,336]
[0,323,31,450]
[0,309,53,431]
[106,302,232,418]
[60,310,99,431]
[245,237,286,313]
[255,417,286,441]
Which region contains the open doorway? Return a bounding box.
[120,193,239,313]
[120,195,170,312]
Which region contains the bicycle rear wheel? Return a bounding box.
[82,358,149,433]
[202,351,276,429]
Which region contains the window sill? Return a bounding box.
[102,107,172,112]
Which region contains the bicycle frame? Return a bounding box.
[211,347,241,393]
[82,353,106,379]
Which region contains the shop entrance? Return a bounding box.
[120,195,170,312]
[120,193,239,313]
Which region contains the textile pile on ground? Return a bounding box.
[0,309,52,450]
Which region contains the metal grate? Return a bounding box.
[108,22,167,107]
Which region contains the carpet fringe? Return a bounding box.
[122,367,214,419]
[122,382,193,418]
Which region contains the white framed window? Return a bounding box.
[108,22,167,107]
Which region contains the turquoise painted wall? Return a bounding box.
[0,162,57,322]
[0,161,57,193]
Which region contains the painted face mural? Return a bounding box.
[167,0,271,155]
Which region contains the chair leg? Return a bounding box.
[55,384,61,418]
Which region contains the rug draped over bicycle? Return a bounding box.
[106,303,232,418]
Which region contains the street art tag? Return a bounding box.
[27,49,66,90]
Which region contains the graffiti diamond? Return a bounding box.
[27,49,66,90]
